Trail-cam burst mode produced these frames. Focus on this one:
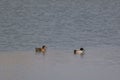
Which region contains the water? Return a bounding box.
[0,0,120,51]
[0,0,120,80]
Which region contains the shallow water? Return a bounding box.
[0,0,120,80]
[0,46,120,80]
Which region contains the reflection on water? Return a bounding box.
[0,46,120,80]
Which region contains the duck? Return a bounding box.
[35,45,47,54]
[74,48,85,55]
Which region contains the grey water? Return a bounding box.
[0,0,120,80]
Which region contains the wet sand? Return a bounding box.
[0,46,120,80]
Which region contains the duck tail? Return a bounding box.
[74,50,76,54]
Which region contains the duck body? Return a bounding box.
[35,45,47,53]
[74,48,84,55]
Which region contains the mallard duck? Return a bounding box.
[35,45,47,54]
[74,48,84,55]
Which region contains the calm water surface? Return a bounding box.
[0,0,120,80]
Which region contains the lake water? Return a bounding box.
[0,0,120,80]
